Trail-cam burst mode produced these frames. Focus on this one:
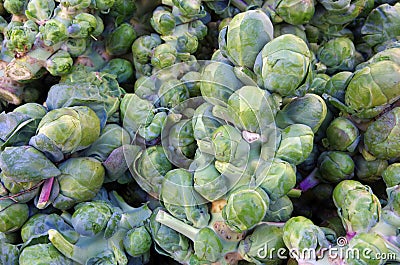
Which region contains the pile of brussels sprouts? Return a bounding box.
[0,0,400,264]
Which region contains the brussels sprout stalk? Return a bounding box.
[299,168,320,191]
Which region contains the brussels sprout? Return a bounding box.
[151,6,176,35]
[317,37,356,74]
[0,146,61,182]
[123,226,152,257]
[364,107,400,160]
[166,118,197,164]
[181,71,202,97]
[39,19,69,46]
[151,44,178,70]
[100,59,134,84]
[238,223,285,264]
[161,168,209,228]
[264,195,293,222]
[132,34,162,64]
[0,242,19,265]
[276,94,327,133]
[321,71,352,103]
[134,145,173,195]
[382,185,400,228]
[283,216,329,260]
[53,157,105,210]
[275,124,314,165]
[29,106,101,162]
[255,158,297,201]
[254,34,312,97]
[211,125,250,167]
[219,10,273,68]
[382,163,400,188]
[274,23,307,42]
[188,20,207,40]
[19,243,74,265]
[354,155,388,183]
[345,61,400,119]
[21,213,79,246]
[25,0,55,22]
[45,50,73,77]
[362,3,400,50]
[106,23,137,56]
[4,20,38,55]
[273,0,315,25]
[214,86,278,134]
[171,0,203,18]
[318,151,355,183]
[222,187,269,232]
[333,180,381,235]
[192,103,223,141]
[71,201,114,237]
[0,199,29,233]
[158,79,189,108]
[323,117,359,152]
[200,62,243,106]
[149,208,192,263]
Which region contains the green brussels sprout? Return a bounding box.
[151,6,176,35]
[39,19,69,46]
[238,223,285,264]
[21,213,79,246]
[121,93,155,137]
[382,163,400,188]
[318,151,354,183]
[151,43,178,69]
[19,243,74,265]
[5,20,38,55]
[155,209,222,263]
[132,34,162,65]
[92,0,114,12]
[149,208,192,263]
[356,47,400,70]
[283,216,329,259]
[275,124,314,165]
[255,158,297,201]
[298,144,320,173]
[181,71,202,97]
[67,13,98,39]
[0,104,47,148]
[45,50,73,76]
[276,94,327,133]
[53,157,105,210]
[309,73,330,95]
[364,107,400,160]
[0,173,41,202]
[100,59,134,84]
[71,201,114,237]
[346,233,389,265]
[134,145,173,196]
[274,0,315,25]
[161,168,209,228]
[171,0,202,18]
[138,112,167,142]
[214,86,278,134]
[254,34,312,97]
[273,23,308,42]
[188,20,207,40]
[354,155,388,183]
[317,0,374,25]
[333,180,381,235]
[211,125,250,167]
[200,62,243,106]
[29,106,101,162]
[0,146,61,182]
[323,117,359,152]
[123,226,152,257]
[158,79,189,108]
[0,199,29,233]
[264,195,293,222]
[4,0,25,14]
[222,187,270,232]
[362,3,400,50]
[82,124,131,162]
[0,242,19,265]
[317,37,356,74]
[219,10,273,68]
[166,118,197,163]
[382,185,400,228]
[345,61,400,119]
[106,23,137,56]
[192,103,223,141]
[211,49,233,65]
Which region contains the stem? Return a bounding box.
[230,0,249,11]
[48,229,75,260]
[155,210,198,242]
[299,168,320,192]
[37,177,54,209]
[287,188,302,198]
[260,221,286,228]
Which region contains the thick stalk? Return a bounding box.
[299,168,320,192]
[155,209,198,241]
